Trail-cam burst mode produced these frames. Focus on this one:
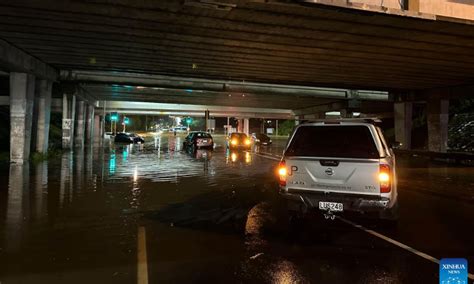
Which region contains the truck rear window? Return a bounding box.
[285,125,380,159]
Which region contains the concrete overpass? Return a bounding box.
[99,101,293,119]
[0,0,473,163]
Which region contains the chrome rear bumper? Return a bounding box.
[280,189,394,214]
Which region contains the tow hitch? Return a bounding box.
[323,210,336,220]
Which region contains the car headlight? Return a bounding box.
[231,139,237,145]
[245,139,251,145]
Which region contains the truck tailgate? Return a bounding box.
[286,157,380,196]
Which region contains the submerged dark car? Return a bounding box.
[128,133,145,144]
[183,131,214,149]
[251,133,272,146]
[114,133,144,144]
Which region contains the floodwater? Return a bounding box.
[0,134,473,283]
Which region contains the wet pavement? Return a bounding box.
[0,134,473,283]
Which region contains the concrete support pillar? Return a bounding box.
[10,73,35,164]
[93,114,102,146]
[243,118,249,135]
[74,101,86,148]
[205,110,210,131]
[276,119,279,136]
[62,94,76,149]
[261,119,265,133]
[427,98,449,153]
[34,80,52,154]
[85,104,95,144]
[237,119,243,133]
[394,102,413,150]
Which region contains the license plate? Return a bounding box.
[202,140,207,143]
[318,201,343,212]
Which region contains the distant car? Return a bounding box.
[114,132,134,143]
[114,133,144,144]
[227,133,251,150]
[104,131,114,139]
[278,119,398,222]
[128,133,145,144]
[172,126,188,133]
[183,131,214,149]
[251,133,272,146]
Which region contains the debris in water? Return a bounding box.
[250,253,264,260]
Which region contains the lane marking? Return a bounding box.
[337,217,474,280]
[137,226,149,284]
[252,152,281,161]
[256,152,474,280]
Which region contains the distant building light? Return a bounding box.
[136,86,146,89]
[353,112,361,117]
[326,111,341,116]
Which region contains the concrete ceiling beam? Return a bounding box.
[293,101,347,116]
[63,70,388,101]
[0,39,57,80]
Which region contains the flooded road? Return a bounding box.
[0,134,473,283]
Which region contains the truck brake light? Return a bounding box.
[278,161,287,186]
[379,164,391,193]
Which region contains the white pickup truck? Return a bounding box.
[278,119,399,222]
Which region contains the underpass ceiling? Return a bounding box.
[0,0,472,93]
[82,83,340,109]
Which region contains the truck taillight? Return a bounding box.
[379,164,391,193]
[278,160,287,186]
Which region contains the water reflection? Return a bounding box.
[271,260,305,284]
[226,149,252,165]
[130,166,140,209]
[34,161,47,219]
[60,151,74,207]
[122,145,129,161]
[185,147,213,161]
[109,149,116,175]
[168,136,182,153]
[6,164,30,252]
[2,136,255,257]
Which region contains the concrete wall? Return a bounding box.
[351,0,474,20]
[350,0,402,9]
[419,0,474,21]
